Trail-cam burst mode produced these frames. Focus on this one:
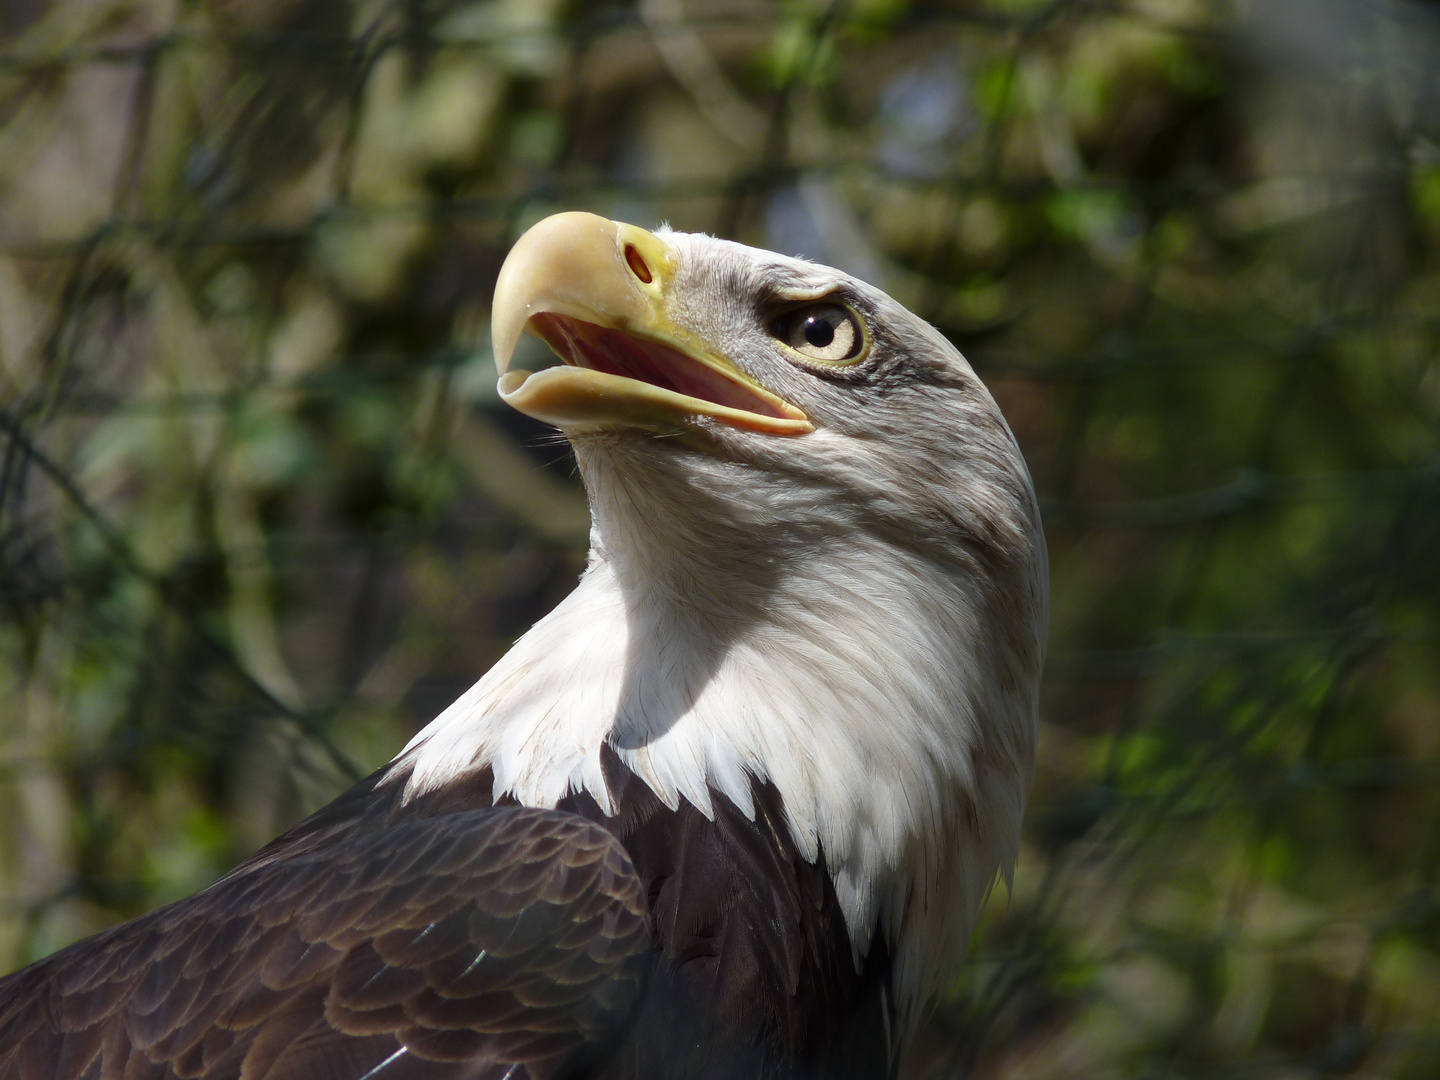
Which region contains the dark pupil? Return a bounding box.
[803,315,835,348]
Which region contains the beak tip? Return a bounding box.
[491,312,522,376]
[491,212,631,378]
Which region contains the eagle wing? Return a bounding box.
[0,805,650,1080]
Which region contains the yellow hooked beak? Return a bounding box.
[490,212,812,436]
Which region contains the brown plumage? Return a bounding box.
[0,799,646,1079]
[0,752,889,1079]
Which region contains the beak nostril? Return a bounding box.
[624,244,653,284]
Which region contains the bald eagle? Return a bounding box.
[0,213,1047,1079]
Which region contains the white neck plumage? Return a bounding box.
[397,431,1040,1023]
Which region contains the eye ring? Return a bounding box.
[771,301,867,365]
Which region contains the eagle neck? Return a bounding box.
[399,438,1040,1027]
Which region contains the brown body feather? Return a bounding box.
[0,750,892,1080]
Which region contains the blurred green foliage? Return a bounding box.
[1,0,1438,1076]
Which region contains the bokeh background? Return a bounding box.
[2,0,1439,1075]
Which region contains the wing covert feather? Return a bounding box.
[0,805,650,1080]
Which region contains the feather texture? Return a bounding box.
[0,753,892,1079]
[0,791,648,1080]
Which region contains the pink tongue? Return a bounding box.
[528,314,791,420]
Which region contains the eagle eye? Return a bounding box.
[773,303,865,364]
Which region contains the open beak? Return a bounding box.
[490,212,812,436]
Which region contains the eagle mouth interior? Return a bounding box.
[527,312,798,421]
